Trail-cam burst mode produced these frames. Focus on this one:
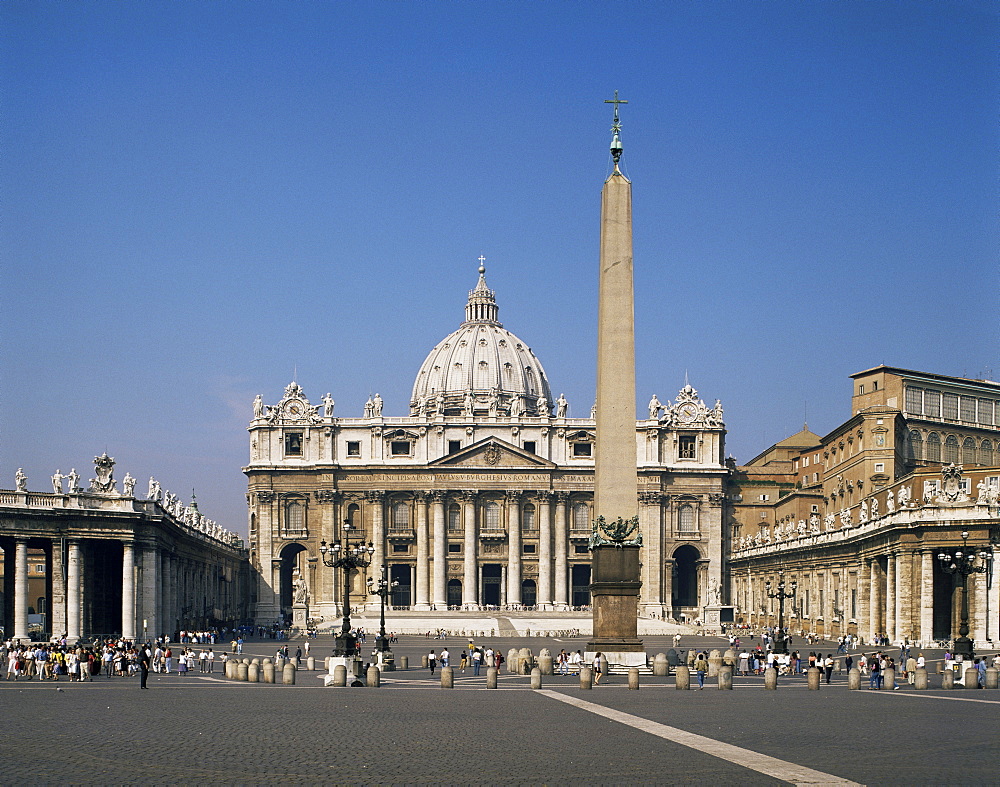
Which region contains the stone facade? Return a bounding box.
[245,267,728,626]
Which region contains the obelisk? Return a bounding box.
[587,92,645,666]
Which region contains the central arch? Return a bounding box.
[672,545,700,609]
[278,543,308,623]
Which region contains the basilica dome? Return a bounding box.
[410,264,554,417]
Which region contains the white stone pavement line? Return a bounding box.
[874,691,1000,705]
[536,690,862,787]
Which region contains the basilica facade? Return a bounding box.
[245,265,729,626]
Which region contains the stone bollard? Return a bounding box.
[400,655,409,671]
[914,667,928,690]
[367,665,380,687]
[274,657,285,671]
[764,667,778,690]
[486,667,498,689]
[718,665,733,690]
[708,649,722,677]
[985,668,999,689]
[307,656,315,671]
[652,653,669,677]
[807,666,821,690]
[539,647,551,658]
[884,667,896,689]
[421,654,429,669]
[531,667,542,689]
[324,657,330,671]
[507,649,519,674]
[237,662,249,681]
[848,668,861,690]
[723,648,736,667]
[440,666,454,688]
[248,663,260,682]
[599,654,609,676]
[243,658,251,665]
[835,659,842,674]
[519,648,534,675]
[538,655,554,675]
[333,665,347,687]
[675,665,691,690]
[263,662,275,684]
[965,667,980,689]
[628,668,640,690]
[580,666,593,689]
[282,663,296,685]
[942,669,955,690]
[224,660,234,679]
[251,657,260,666]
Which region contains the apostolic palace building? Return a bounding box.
[245,263,729,626]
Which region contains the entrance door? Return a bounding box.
[447,579,462,609]
[571,564,591,608]
[482,564,502,608]
[672,545,699,607]
[521,579,537,608]
[390,564,411,608]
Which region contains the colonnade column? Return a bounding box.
[971,567,988,644]
[142,546,160,640]
[537,492,552,610]
[638,492,661,614]
[368,491,385,582]
[885,553,896,643]
[988,545,1000,645]
[857,561,870,641]
[122,541,136,640]
[868,559,880,640]
[918,550,934,645]
[13,539,30,641]
[553,492,568,610]
[462,491,478,609]
[414,492,430,610]
[66,539,82,641]
[431,492,446,610]
[506,491,522,606]
[663,558,674,619]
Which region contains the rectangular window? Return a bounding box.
[924,390,941,417]
[759,494,770,502]
[859,384,865,395]
[851,589,857,619]
[979,399,995,426]
[960,396,976,423]
[905,386,922,415]
[448,440,462,454]
[572,442,592,457]
[391,441,411,456]
[811,505,819,513]
[523,544,536,554]
[448,507,461,532]
[942,393,958,420]
[679,435,696,459]
[392,544,409,554]
[874,463,885,473]
[523,441,536,454]
[803,589,809,617]
[448,543,461,553]
[346,441,361,456]
[574,544,590,554]
[284,432,303,456]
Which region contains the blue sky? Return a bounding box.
[3,1,997,532]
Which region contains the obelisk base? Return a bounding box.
[587,545,645,666]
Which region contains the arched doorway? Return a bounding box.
[521,579,537,608]
[571,565,591,608]
[447,579,462,609]
[672,545,700,609]
[279,543,308,623]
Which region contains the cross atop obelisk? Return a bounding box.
[588,92,644,663]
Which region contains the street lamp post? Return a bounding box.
[319,522,374,658]
[765,571,797,655]
[368,563,399,669]
[937,530,993,661]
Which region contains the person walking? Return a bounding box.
[428,650,437,675]
[592,652,604,685]
[694,652,709,689]
[138,645,151,689]
[823,653,834,684]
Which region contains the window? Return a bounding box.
[905,386,922,414]
[944,435,959,464]
[907,431,923,461]
[393,544,409,554]
[926,433,941,462]
[851,589,857,619]
[980,440,994,466]
[963,437,977,465]
[346,441,360,456]
[874,463,885,473]
[448,440,462,454]
[942,393,959,421]
[979,399,995,426]
[523,544,536,554]
[286,500,305,533]
[35,564,45,573]
[811,505,819,513]
[925,390,941,418]
[960,397,976,423]
[523,441,536,454]
[522,503,536,532]
[448,543,461,553]
[575,544,590,554]
[759,494,770,502]
[677,503,696,532]
[572,442,592,458]
[284,432,303,456]
[484,501,501,531]
[573,503,589,531]
[679,435,696,459]
[859,384,865,395]
[391,502,409,529]
[448,504,461,532]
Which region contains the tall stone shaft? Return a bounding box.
[594,166,636,523]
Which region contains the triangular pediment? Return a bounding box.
[430,437,556,469]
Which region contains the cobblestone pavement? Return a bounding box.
[2,634,997,785]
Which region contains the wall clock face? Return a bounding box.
[677,402,698,423]
[284,401,304,417]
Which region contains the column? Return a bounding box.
[462,491,478,609]
[885,553,896,643]
[663,558,674,618]
[506,491,522,606]
[897,551,913,643]
[368,491,385,579]
[988,546,1000,645]
[868,559,880,641]
[431,492,447,609]
[858,560,870,641]
[537,492,552,610]
[919,550,934,646]
[414,492,430,610]
[553,492,569,610]
[122,541,136,640]
[13,539,30,641]
[49,539,66,638]
[639,492,661,614]
[142,546,160,639]
[66,540,82,641]
[971,566,988,645]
